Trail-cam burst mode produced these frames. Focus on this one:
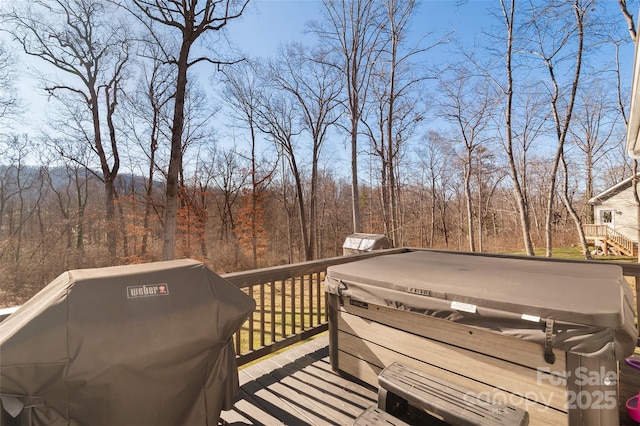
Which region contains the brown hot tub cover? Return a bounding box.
[0,259,255,425]
[325,250,637,361]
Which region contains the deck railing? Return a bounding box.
[222,248,408,366]
[1,248,639,366]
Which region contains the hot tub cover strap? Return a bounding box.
[544,319,556,364]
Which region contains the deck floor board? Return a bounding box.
[221,334,377,425]
[223,334,640,425]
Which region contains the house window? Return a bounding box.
[602,210,613,224]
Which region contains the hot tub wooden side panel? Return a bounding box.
[327,295,620,426]
[334,295,568,371]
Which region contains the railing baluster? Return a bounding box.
[308,273,313,328]
[300,274,305,330]
[260,282,265,348]
[291,277,296,335]
[281,279,286,339]
[234,322,241,355]
[270,280,276,344]
[248,284,254,351]
[316,272,322,326]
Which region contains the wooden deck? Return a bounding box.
[221,333,377,425]
[221,333,640,426]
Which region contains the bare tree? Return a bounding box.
[0,145,17,242]
[210,146,246,243]
[523,0,590,257]
[256,91,310,260]
[178,144,216,259]
[558,2,593,259]
[125,0,249,260]
[570,79,623,224]
[313,0,385,234]
[417,130,455,248]
[42,139,93,253]
[472,145,506,252]
[361,0,431,247]
[222,60,275,267]
[438,68,494,252]
[121,52,174,257]
[0,136,48,267]
[266,43,342,260]
[3,0,130,264]
[460,0,549,255]
[618,0,637,42]
[495,0,537,255]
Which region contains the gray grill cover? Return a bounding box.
[325,250,637,360]
[0,259,255,425]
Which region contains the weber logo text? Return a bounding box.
[127,284,169,298]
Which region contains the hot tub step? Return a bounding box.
[377,362,529,426]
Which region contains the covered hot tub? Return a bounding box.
[325,250,637,425]
[0,259,255,425]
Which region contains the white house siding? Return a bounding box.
[592,186,639,243]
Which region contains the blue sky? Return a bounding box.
[9,1,635,115]
[6,0,638,171]
[229,0,491,57]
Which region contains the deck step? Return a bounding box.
[377,362,529,426]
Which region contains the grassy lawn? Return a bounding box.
[508,246,638,263]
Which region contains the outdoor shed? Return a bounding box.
[0,259,255,426]
[325,250,637,425]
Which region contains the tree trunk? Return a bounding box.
[560,153,591,259]
[309,147,318,259]
[291,157,311,261]
[585,150,594,224]
[501,0,535,256]
[464,157,476,252]
[351,119,362,233]
[142,107,159,256]
[544,0,584,257]
[162,44,190,261]
[386,10,399,247]
[75,169,87,251]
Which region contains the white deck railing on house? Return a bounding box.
[583,224,637,256]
